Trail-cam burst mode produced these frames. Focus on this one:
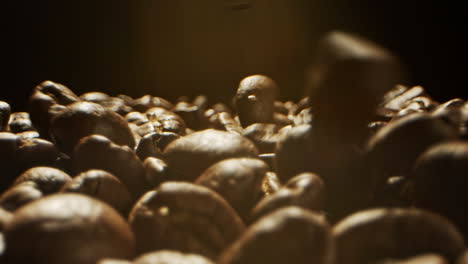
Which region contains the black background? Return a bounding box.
[5,1,467,111]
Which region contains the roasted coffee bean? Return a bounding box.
[86,94,133,116]
[410,141,468,238]
[0,101,11,132]
[207,112,243,135]
[97,259,132,264]
[260,171,281,196]
[126,111,149,125]
[251,172,325,222]
[163,129,259,182]
[234,75,279,127]
[72,135,148,199]
[195,158,269,219]
[16,130,40,140]
[0,207,12,231]
[0,182,43,211]
[0,133,59,191]
[16,137,59,170]
[50,101,135,154]
[8,112,34,133]
[136,132,180,161]
[143,157,171,189]
[13,166,72,195]
[133,250,214,264]
[129,182,245,258]
[243,123,281,153]
[366,113,458,183]
[293,107,313,126]
[333,208,466,264]
[218,206,332,264]
[370,176,411,208]
[4,193,135,264]
[132,95,173,112]
[274,124,314,182]
[383,86,428,114]
[173,101,203,130]
[146,107,187,135]
[458,251,468,264]
[372,254,448,264]
[61,169,132,216]
[29,80,80,139]
[273,112,293,127]
[306,31,406,132]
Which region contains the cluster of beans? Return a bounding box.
[0,31,467,264]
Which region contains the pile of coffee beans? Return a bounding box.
[0,31,467,264]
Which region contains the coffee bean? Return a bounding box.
[163,129,259,182]
[333,208,466,264]
[97,259,132,264]
[8,112,35,133]
[410,141,468,238]
[0,101,11,132]
[72,134,148,199]
[13,166,72,195]
[132,95,173,113]
[4,193,135,264]
[50,101,135,154]
[0,182,43,211]
[243,123,281,153]
[142,157,171,189]
[251,172,325,222]
[372,254,448,264]
[133,250,214,264]
[234,75,279,127]
[366,113,458,183]
[61,169,132,216]
[218,206,332,264]
[196,158,269,219]
[129,182,245,258]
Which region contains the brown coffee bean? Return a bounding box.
[260,171,281,196]
[0,101,11,132]
[306,31,406,132]
[218,206,332,264]
[243,123,281,153]
[458,251,468,264]
[0,133,59,191]
[72,135,148,199]
[366,113,458,183]
[207,112,243,135]
[50,101,135,154]
[143,157,171,189]
[29,80,80,139]
[372,254,448,264]
[274,124,314,182]
[146,107,187,135]
[0,207,12,231]
[90,95,133,116]
[129,182,245,258]
[14,166,72,195]
[173,101,204,130]
[61,169,132,216]
[132,95,173,112]
[196,158,269,219]
[0,182,43,211]
[410,141,468,238]
[233,75,279,127]
[97,259,132,264]
[383,86,428,114]
[16,130,40,140]
[8,112,35,133]
[4,193,135,264]
[133,250,214,264]
[333,208,466,264]
[251,172,325,222]
[135,132,180,161]
[163,129,259,181]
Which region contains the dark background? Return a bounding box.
[5,1,467,111]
